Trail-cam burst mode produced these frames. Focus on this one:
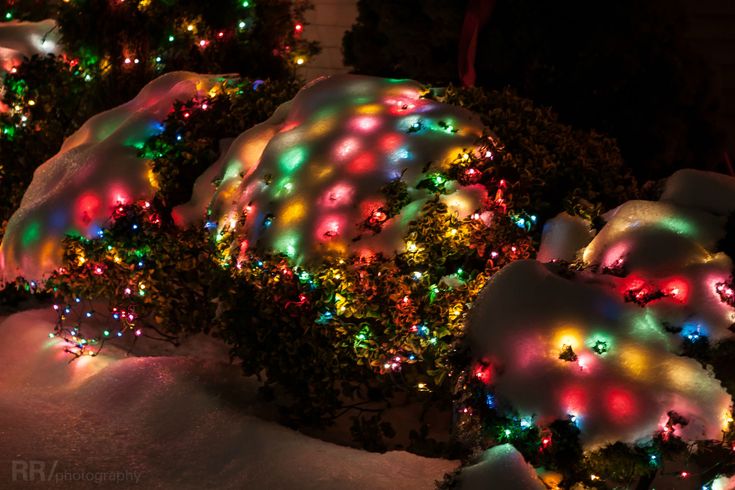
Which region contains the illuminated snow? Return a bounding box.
[0,72,228,282]
[469,170,735,448]
[177,74,486,263]
[0,19,60,73]
[0,309,456,489]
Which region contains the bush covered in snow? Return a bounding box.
[453,169,735,488]
[2,72,643,452]
[0,2,315,231]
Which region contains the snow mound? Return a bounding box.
[662,169,735,216]
[0,72,227,283]
[469,171,735,448]
[0,309,457,489]
[0,19,60,72]
[458,444,544,490]
[177,74,486,263]
[537,212,595,263]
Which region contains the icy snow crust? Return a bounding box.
[0,72,228,282]
[469,170,735,448]
[0,309,457,489]
[178,74,486,264]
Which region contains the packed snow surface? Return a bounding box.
[178,74,486,264]
[0,309,456,489]
[468,170,735,448]
[0,72,229,282]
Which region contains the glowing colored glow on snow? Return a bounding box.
[334,137,361,161]
[281,200,306,225]
[664,277,690,303]
[274,232,300,259]
[21,221,41,247]
[606,387,638,421]
[552,327,582,352]
[379,133,402,152]
[659,216,696,236]
[349,152,376,174]
[279,146,308,174]
[76,192,101,227]
[351,116,380,133]
[630,310,668,343]
[681,323,708,342]
[561,385,588,414]
[222,161,242,181]
[321,183,354,208]
[316,215,344,241]
[355,103,382,115]
[617,345,649,380]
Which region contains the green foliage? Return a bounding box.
[541,420,584,484]
[585,442,654,487]
[436,86,638,224]
[47,201,226,356]
[0,1,316,233]
[218,196,531,424]
[345,0,722,180]
[55,0,318,83]
[140,78,299,209]
[0,55,92,231]
[0,0,56,20]
[0,277,50,313]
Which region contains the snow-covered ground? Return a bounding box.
[0,308,456,489]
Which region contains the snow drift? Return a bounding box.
[0,309,456,489]
[468,169,735,448]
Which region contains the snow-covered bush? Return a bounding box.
[457,169,735,487]
[0,1,315,231]
[1,72,638,445]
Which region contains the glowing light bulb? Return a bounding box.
[296,57,305,65]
